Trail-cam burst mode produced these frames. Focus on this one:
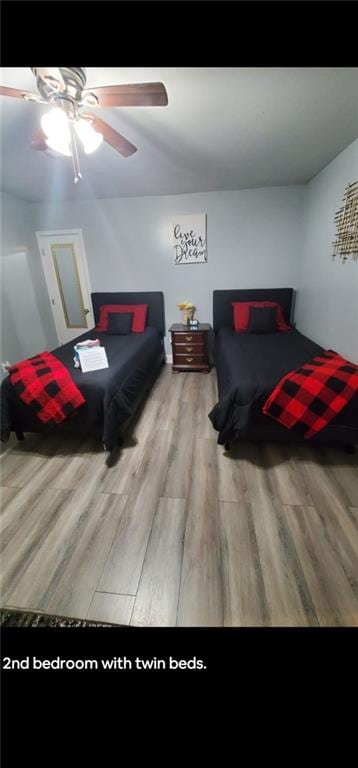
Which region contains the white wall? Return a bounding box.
[0,192,57,369]
[295,139,358,362]
[30,186,305,353]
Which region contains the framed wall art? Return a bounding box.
[172,213,207,265]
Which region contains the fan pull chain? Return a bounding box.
[69,122,82,183]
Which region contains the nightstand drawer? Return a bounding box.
[172,331,205,343]
[173,353,206,365]
[173,342,205,354]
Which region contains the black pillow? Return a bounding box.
[107,312,133,335]
[248,306,277,334]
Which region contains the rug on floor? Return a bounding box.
[0,608,120,627]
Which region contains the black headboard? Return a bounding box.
[213,288,294,332]
[91,292,165,338]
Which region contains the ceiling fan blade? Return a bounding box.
[83,114,137,157]
[30,127,48,151]
[82,82,168,108]
[0,85,44,103]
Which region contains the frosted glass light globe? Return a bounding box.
[75,118,103,154]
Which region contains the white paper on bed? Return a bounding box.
[78,346,109,373]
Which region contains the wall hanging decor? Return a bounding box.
[332,180,358,263]
[172,214,207,264]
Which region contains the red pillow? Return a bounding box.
[232,301,290,332]
[96,304,148,333]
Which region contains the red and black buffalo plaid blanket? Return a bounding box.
[8,351,85,425]
[262,350,358,439]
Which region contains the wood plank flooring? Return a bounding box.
[1,365,357,626]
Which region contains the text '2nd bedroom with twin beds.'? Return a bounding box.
[0,67,357,629]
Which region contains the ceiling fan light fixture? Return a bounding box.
[75,118,103,154]
[41,106,69,138]
[1,69,167,182]
[45,136,72,157]
[41,107,71,156]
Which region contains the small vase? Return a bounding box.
[182,308,194,325]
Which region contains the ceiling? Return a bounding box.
[1,67,358,202]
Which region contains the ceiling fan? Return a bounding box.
[0,67,168,182]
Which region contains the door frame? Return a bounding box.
[36,228,93,345]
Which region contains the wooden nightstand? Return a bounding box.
[169,323,211,373]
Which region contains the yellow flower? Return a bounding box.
[177,301,195,310]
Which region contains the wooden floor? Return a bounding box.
[1,365,358,626]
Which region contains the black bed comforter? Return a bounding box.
[1,327,164,450]
[209,328,358,445]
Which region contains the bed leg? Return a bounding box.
[16,430,25,441]
[105,446,121,468]
[225,442,231,451]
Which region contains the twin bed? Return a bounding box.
[2,287,357,452]
[1,291,165,452]
[209,289,358,449]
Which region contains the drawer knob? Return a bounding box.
[186,346,193,352]
[185,336,192,341]
[186,357,193,362]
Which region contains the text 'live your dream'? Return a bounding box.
[173,224,207,263]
